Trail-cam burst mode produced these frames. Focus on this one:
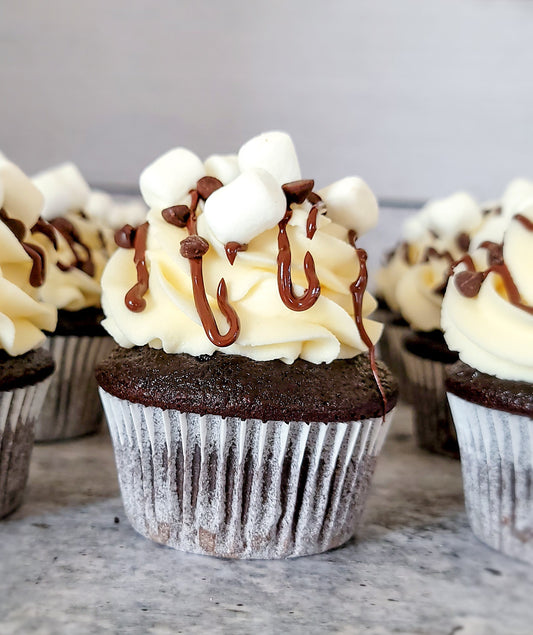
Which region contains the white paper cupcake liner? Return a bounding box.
[36,335,114,442]
[401,348,458,458]
[100,388,395,559]
[0,378,51,518]
[448,394,533,564]
[380,323,414,404]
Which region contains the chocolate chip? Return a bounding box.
[196,176,223,200]
[180,235,209,259]
[480,241,504,266]
[282,179,315,205]
[455,270,485,297]
[114,224,136,249]
[162,205,190,228]
[456,232,470,252]
[307,191,322,205]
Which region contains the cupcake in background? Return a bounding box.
[0,160,57,516]
[30,163,117,441]
[442,200,533,563]
[96,131,398,559]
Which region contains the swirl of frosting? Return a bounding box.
[0,162,57,355]
[377,192,483,330]
[31,164,116,311]
[442,208,533,382]
[101,132,383,365]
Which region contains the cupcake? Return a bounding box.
[442,196,533,563]
[0,161,57,516]
[96,131,398,559]
[30,164,117,441]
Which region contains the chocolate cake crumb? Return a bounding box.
[0,348,55,392]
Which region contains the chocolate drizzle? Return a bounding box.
[348,230,387,417]
[277,209,321,311]
[31,218,58,249]
[452,216,533,316]
[224,242,247,265]
[49,217,95,277]
[124,222,149,313]
[0,208,47,287]
[306,206,319,239]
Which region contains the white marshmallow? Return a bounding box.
[318,177,378,235]
[501,178,533,218]
[402,215,428,243]
[238,131,301,186]
[423,192,481,238]
[140,147,205,210]
[33,162,91,220]
[204,154,240,185]
[1,161,44,228]
[203,168,286,245]
[86,190,113,220]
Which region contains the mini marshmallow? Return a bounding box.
[86,190,113,220]
[501,178,533,218]
[402,215,428,243]
[140,147,205,210]
[318,177,378,235]
[1,161,44,228]
[33,163,91,220]
[203,168,286,245]
[204,154,240,185]
[423,192,481,238]
[238,132,301,186]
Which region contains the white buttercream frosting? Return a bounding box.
[101,132,382,364]
[442,207,533,382]
[0,162,57,355]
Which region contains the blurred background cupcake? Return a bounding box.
[0,160,57,516]
[29,163,146,441]
[96,131,398,559]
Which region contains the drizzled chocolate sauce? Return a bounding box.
[348,230,387,417]
[224,242,247,265]
[124,222,149,312]
[306,206,319,239]
[31,218,58,249]
[0,208,46,287]
[49,217,95,277]
[452,215,533,315]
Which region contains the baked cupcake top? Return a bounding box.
[442,198,533,383]
[31,163,116,311]
[0,160,57,356]
[376,192,489,331]
[101,131,384,367]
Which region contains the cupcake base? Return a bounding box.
[36,335,114,442]
[0,381,51,518]
[100,389,394,559]
[448,394,533,564]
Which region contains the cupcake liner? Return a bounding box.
[100,388,395,559]
[0,379,51,518]
[37,335,114,442]
[380,323,414,404]
[448,394,533,564]
[402,348,459,458]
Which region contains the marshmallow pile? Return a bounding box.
[139,131,379,244]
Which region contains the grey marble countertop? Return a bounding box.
[1,404,532,635]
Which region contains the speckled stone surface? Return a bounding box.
[1,405,533,634]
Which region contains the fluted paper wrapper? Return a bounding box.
[380,323,413,404]
[401,348,458,458]
[36,335,114,441]
[100,389,394,559]
[0,379,51,518]
[448,394,533,564]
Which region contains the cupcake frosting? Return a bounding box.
[377,192,483,331]
[31,163,116,311]
[0,162,57,355]
[442,207,533,382]
[102,131,383,365]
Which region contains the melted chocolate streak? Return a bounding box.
[0,208,46,287]
[452,214,533,316]
[49,217,95,277]
[119,178,387,414]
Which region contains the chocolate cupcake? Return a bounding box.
[0,161,57,516]
[97,131,398,559]
[30,164,117,441]
[443,203,533,563]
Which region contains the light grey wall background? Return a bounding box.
[1,0,532,201]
